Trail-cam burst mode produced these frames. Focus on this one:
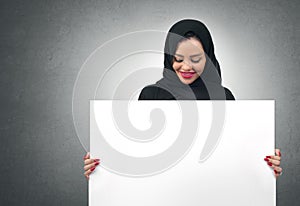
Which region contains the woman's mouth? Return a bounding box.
[179,71,196,79]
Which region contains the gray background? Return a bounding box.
[0,0,299,205]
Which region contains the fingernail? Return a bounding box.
[274,169,278,174]
[268,162,272,166]
[264,158,269,162]
[91,167,96,172]
[266,156,271,158]
[279,151,281,157]
[94,159,100,162]
[95,162,100,166]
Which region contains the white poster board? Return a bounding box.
[90,100,275,206]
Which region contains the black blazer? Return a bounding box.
[138,84,235,100]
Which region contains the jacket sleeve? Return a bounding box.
[224,87,235,100]
[138,85,158,100]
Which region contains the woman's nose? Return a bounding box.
[181,61,192,70]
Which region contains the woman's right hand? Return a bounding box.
[83,152,100,180]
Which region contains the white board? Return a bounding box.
[90,100,275,206]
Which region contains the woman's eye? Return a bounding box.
[174,57,183,62]
[191,58,201,63]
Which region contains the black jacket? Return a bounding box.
[139,84,235,100]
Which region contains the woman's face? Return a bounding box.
[172,37,206,85]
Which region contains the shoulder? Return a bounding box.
[224,87,235,100]
[138,84,158,100]
[138,84,175,100]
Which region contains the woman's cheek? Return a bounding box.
[172,62,180,71]
[196,60,206,74]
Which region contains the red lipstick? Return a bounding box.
[180,71,195,79]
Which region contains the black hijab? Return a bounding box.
[154,19,230,100]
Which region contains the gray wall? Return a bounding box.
[0,0,299,205]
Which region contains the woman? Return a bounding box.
[83,19,282,179]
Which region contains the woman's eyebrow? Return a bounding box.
[174,53,203,57]
[190,53,203,57]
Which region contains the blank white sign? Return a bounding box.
[89,100,275,206]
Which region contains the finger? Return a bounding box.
[84,158,100,166]
[266,161,275,168]
[84,172,90,180]
[84,158,94,165]
[274,168,282,178]
[275,149,281,157]
[83,152,90,160]
[271,155,281,161]
[84,161,100,171]
[265,155,281,161]
[274,166,282,173]
[84,169,92,176]
[268,159,280,166]
[84,170,91,177]
[84,166,96,176]
[266,155,281,160]
[265,156,281,164]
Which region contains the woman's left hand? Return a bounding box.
[264,148,282,178]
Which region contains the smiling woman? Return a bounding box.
[138,20,235,100]
[83,19,283,180]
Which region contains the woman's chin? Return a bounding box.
[180,79,194,85]
[178,75,198,85]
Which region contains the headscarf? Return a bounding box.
[155,19,227,100]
